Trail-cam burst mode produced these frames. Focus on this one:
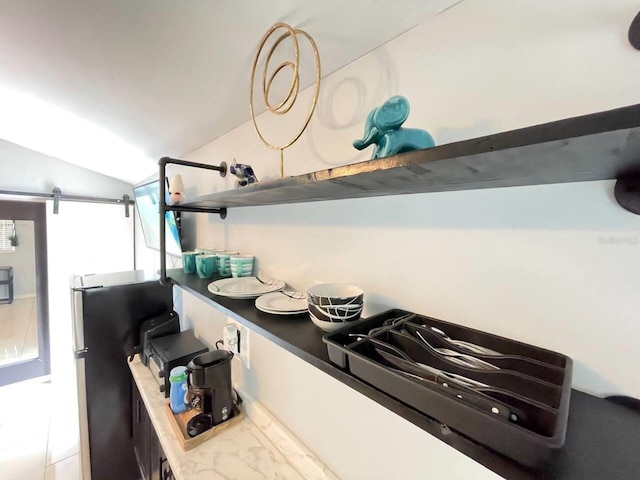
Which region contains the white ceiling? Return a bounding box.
[0,0,459,183]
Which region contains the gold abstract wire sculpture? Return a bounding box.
[249,23,321,178]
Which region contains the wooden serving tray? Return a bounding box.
[165,404,244,451]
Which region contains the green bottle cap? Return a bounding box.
[169,365,188,383]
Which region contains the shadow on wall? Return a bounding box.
[307,49,398,166]
[361,291,405,317]
[305,47,500,168]
[221,179,640,231]
[435,119,498,147]
[571,359,628,398]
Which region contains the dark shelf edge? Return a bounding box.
[177,103,640,210]
[168,270,640,480]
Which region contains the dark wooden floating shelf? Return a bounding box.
[175,103,640,210]
[167,269,640,480]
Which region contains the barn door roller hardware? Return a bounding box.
[51,187,134,217]
[0,187,134,216]
[122,194,131,218]
[53,187,61,214]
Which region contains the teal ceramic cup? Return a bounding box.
[182,251,201,274]
[230,255,254,278]
[196,254,217,279]
[215,252,233,277]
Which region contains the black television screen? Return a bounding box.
[133,179,182,257]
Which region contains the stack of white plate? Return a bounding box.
[207,277,285,299]
[255,291,307,315]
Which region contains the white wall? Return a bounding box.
[177,288,501,480]
[175,1,640,478]
[0,138,134,199]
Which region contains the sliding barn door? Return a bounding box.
[46,200,134,465]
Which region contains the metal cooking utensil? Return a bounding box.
[348,333,368,341]
[429,326,502,356]
[347,313,418,342]
[371,339,485,388]
[412,331,500,370]
[412,360,491,390]
[372,342,518,422]
[279,290,306,300]
[366,312,417,337]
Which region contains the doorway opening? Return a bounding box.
[0,200,49,386]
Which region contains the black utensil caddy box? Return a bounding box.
[323,309,572,469]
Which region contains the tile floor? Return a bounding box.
[0,297,39,366]
[0,380,80,480]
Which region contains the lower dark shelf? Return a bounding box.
[167,269,640,480]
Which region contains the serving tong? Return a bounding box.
[344,311,566,422]
[323,308,571,464]
[349,312,501,371]
[401,321,566,386]
[371,339,522,423]
[410,330,500,370]
[347,312,418,341]
[429,326,502,356]
[279,290,306,300]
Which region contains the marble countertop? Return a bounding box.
[129,356,337,480]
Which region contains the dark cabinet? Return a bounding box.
[132,381,174,480]
[0,266,13,304]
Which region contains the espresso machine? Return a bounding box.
[186,350,235,437]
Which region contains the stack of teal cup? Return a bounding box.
[181,251,201,274]
[195,254,217,279]
[230,255,254,277]
[214,251,238,277]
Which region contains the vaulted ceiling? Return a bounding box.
[0,0,459,183]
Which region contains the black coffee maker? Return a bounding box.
[186,350,235,437]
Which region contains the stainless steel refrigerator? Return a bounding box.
[71,271,173,480]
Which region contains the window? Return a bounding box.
[0,220,16,253]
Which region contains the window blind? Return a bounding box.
[0,220,15,252]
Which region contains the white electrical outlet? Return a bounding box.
[224,320,250,368]
[223,323,239,355]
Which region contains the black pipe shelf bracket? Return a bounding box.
[614,172,640,215]
[165,204,228,219]
[159,156,228,285]
[629,10,640,50]
[615,13,640,210]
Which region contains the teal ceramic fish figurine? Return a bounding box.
[353,96,435,159]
